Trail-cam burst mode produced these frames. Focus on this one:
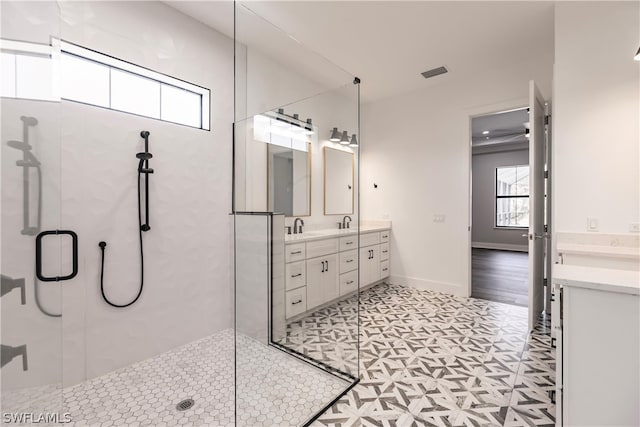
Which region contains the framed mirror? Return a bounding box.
[267,143,311,216]
[324,147,354,215]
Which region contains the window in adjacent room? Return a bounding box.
[495,165,529,228]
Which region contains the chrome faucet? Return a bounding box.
[342,216,352,229]
[293,218,304,234]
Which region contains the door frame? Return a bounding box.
[465,98,528,298]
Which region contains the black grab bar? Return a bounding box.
[35,230,78,282]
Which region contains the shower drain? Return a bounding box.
[176,398,195,411]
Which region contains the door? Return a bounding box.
[544,105,553,314]
[306,257,325,309]
[359,245,380,287]
[528,80,546,330]
[1,3,65,418]
[323,254,339,303]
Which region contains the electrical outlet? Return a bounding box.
[587,217,598,232]
[630,223,640,233]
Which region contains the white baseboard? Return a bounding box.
[389,275,467,297]
[472,241,528,252]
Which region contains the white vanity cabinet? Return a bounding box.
[359,230,391,287]
[360,245,380,286]
[283,227,391,319]
[306,254,339,308]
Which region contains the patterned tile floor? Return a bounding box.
[307,283,556,427]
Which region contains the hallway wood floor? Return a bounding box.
[472,248,528,306]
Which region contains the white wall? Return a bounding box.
[361,56,552,296]
[553,2,640,236]
[472,146,530,251]
[57,1,234,385]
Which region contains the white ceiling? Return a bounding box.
[472,108,529,146]
[166,1,555,103]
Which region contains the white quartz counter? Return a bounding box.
[284,224,391,244]
[557,242,640,260]
[553,264,640,295]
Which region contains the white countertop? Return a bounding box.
[557,242,640,260]
[285,224,391,244]
[553,264,640,296]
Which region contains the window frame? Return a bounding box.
[494,164,530,229]
[0,38,211,131]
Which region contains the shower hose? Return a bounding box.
[98,162,147,308]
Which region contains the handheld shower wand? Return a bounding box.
[137,130,153,232]
[98,130,153,308]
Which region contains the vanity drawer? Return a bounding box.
[360,232,380,247]
[339,235,358,251]
[286,243,306,263]
[285,287,307,319]
[339,270,358,296]
[380,260,390,278]
[339,250,358,273]
[380,230,390,243]
[380,243,390,261]
[285,261,306,291]
[306,238,338,259]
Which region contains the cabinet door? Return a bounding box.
[359,246,380,286]
[306,257,325,309]
[359,247,371,286]
[370,245,381,282]
[323,254,339,303]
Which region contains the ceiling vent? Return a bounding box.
[421,66,448,79]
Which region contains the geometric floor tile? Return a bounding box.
[312,282,556,427]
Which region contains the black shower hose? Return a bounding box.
[98,163,146,308]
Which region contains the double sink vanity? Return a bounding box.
[283,224,391,319]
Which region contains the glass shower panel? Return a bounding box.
[1,1,64,423]
[234,2,360,425]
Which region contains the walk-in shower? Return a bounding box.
[1,1,359,426]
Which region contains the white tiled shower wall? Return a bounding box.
[0,0,236,388]
[58,1,235,386]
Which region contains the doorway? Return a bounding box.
[470,108,530,306]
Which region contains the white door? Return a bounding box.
[528,80,546,330]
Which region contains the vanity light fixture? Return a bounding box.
[340,130,350,145]
[349,134,358,147]
[330,127,341,142]
[635,46,640,61]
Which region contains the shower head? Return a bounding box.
[7,140,32,151]
[20,116,38,127]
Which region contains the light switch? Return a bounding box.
[587,217,598,232]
